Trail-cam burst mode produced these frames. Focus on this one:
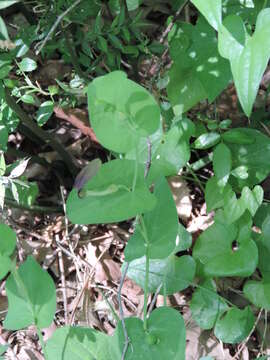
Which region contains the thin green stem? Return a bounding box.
[186,162,205,193]
[139,215,150,331]
[5,198,63,213]
[132,147,139,192]
[99,288,120,322]
[36,326,48,360]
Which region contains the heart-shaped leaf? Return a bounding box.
[4,256,56,330]
[214,306,254,344]
[127,255,195,295]
[191,279,228,329]
[218,9,270,116]
[67,159,156,225]
[87,71,160,153]
[193,213,258,277]
[112,307,185,359]
[124,177,178,260]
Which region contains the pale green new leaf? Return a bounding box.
[87,71,160,153]
[67,159,156,225]
[0,1,19,10]
[191,0,222,30]
[46,326,111,360]
[4,256,56,330]
[218,9,270,116]
[124,177,178,260]
[127,255,195,295]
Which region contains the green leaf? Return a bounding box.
[224,185,263,223]
[18,58,37,72]
[193,132,221,149]
[0,125,8,151]
[36,101,54,126]
[87,71,160,153]
[218,9,270,116]
[244,279,270,310]
[167,18,231,114]
[0,1,19,10]
[0,223,16,257]
[67,159,156,225]
[213,142,232,187]
[191,0,222,30]
[112,307,185,360]
[205,177,231,212]
[214,306,254,344]
[0,153,5,176]
[46,326,111,360]
[190,279,228,329]
[0,16,9,40]
[193,213,258,277]
[0,183,5,210]
[224,128,270,187]
[127,255,195,295]
[124,177,178,260]
[20,94,36,105]
[4,256,56,330]
[126,122,192,183]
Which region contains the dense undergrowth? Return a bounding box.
[1,1,270,359]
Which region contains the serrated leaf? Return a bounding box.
[214,306,254,344]
[213,143,232,187]
[127,255,195,295]
[191,279,228,329]
[4,256,56,330]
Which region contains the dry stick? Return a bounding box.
[35,0,82,55]
[159,0,189,44]
[57,246,68,324]
[4,89,78,176]
[118,137,153,359]
[147,283,163,315]
[233,308,263,359]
